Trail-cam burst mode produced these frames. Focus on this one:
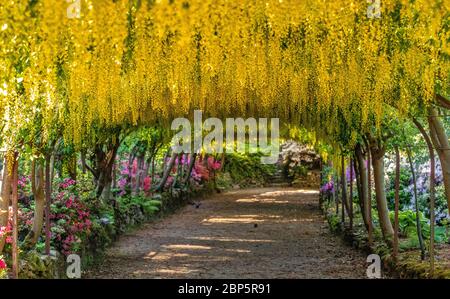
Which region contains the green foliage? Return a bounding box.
[327,213,341,231]
[117,194,161,216]
[223,152,276,185]
[18,251,59,279]
[215,172,233,191]
[386,168,413,211]
[289,164,309,179]
[389,210,448,246]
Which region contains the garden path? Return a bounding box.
[87,187,368,278]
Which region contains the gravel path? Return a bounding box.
[87,187,368,279]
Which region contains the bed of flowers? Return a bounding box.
[0,153,257,278]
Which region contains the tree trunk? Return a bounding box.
[406,146,426,260]
[349,158,354,231]
[95,143,120,202]
[24,160,46,248]
[367,146,373,245]
[341,155,347,224]
[172,155,183,190]
[151,156,156,181]
[413,118,436,270]
[393,146,400,260]
[134,154,145,195]
[0,155,13,253]
[335,174,339,216]
[355,144,371,232]
[154,153,178,191]
[353,153,363,219]
[370,143,395,241]
[44,154,51,255]
[427,107,450,213]
[66,155,77,181]
[11,156,18,279]
[112,162,117,189]
[184,153,198,185]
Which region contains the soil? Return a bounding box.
[86,187,369,278]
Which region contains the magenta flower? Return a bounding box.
[0,258,6,270]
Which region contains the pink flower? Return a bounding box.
[165,176,174,188]
[118,178,127,189]
[207,156,221,170]
[65,198,73,208]
[5,236,12,244]
[0,226,6,237]
[143,176,152,191]
[0,258,7,269]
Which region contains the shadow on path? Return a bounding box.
[87,187,367,278]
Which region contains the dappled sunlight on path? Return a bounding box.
[87,187,367,279]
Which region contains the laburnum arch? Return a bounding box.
[0,0,449,273]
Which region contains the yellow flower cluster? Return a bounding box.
[0,0,448,148]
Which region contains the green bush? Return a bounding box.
[223,152,276,185]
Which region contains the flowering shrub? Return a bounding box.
[0,207,14,248]
[320,181,335,194]
[193,160,210,182]
[143,176,152,192]
[207,156,221,171]
[50,179,92,256]
[0,256,7,279]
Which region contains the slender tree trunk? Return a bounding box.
[335,174,339,216]
[370,141,394,241]
[0,155,12,253]
[125,152,135,191]
[427,107,450,213]
[413,118,436,272]
[24,160,46,248]
[367,146,373,245]
[151,156,156,182]
[44,154,51,255]
[393,146,400,260]
[134,154,145,195]
[219,153,226,171]
[406,146,426,260]
[349,158,354,231]
[353,153,364,220]
[355,144,371,232]
[184,153,198,185]
[155,153,178,191]
[173,155,184,190]
[11,155,18,279]
[50,153,55,182]
[112,162,117,189]
[341,155,347,224]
